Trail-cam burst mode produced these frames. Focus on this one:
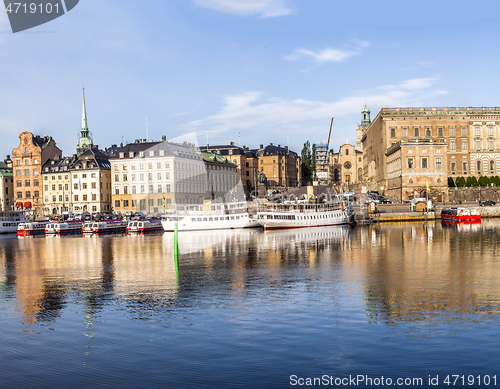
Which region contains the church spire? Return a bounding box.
[82,86,88,131]
[76,86,93,156]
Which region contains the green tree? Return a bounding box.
[470,176,479,187]
[479,176,491,186]
[456,176,466,187]
[448,177,456,187]
[301,141,312,182]
[311,143,316,177]
[491,176,500,186]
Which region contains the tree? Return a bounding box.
[311,143,316,177]
[448,177,456,187]
[301,141,312,182]
[455,176,466,187]
[470,176,479,187]
[491,176,500,186]
[479,176,491,186]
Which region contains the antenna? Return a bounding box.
[146,117,148,141]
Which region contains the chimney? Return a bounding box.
[162,135,166,141]
[230,141,234,146]
[270,143,273,146]
[5,155,12,168]
[260,144,263,149]
[143,139,146,143]
[135,139,139,144]
[285,146,288,150]
[278,144,280,148]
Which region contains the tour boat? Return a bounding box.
[256,200,354,231]
[17,221,48,236]
[161,201,259,232]
[0,211,29,234]
[83,220,127,234]
[441,208,481,222]
[45,221,84,235]
[127,220,163,233]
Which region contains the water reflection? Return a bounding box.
[2,221,500,328]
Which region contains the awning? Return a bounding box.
[23,202,31,208]
[16,202,23,208]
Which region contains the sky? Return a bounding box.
[1,0,500,158]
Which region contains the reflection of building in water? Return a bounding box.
[356,223,500,322]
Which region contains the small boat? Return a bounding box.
[90,220,127,234]
[17,221,48,236]
[441,208,481,222]
[127,220,163,233]
[45,221,84,235]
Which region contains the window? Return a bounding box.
[74,195,79,202]
[407,158,414,169]
[91,173,96,178]
[52,195,56,202]
[123,185,128,194]
[83,195,88,201]
[450,127,455,136]
[115,200,121,208]
[157,184,162,193]
[157,199,162,206]
[476,127,480,136]
[462,140,467,150]
[159,150,165,157]
[82,183,87,190]
[157,162,161,169]
[165,171,170,180]
[44,185,48,191]
[25,191,31,198]
[149,199,154,206]
[114,173,119,182]
[34,179,39,187]
[25,169,30,176]
[132,185,137,194]
[149,151,154,157]
[34,191,39,198]
[123,200,129,207]
[122,163,128,171]
[463,162,468,173]
[477,160,481,172]
[131,163,136,170]
[140,173,145,181]
[140,163,144,170]
[148,173,153,181]
[16,170,21,176]
[149,184,154,193]
[25,158,29,165]
[58,184,62,190]
[165,161,170,168]
[148,162,153,169]
[157,172,162,180]
[16,180,21,187]
[461,126,466,136]
[16,160,20,166]
[91,182,96,189]
[140,185,145,194]
[489,141,494,150]
[438,127,443,137]
[65,195,69,202]
[132,199,137,207]
[33,169,38,176]
[451,162,456,173]
[51,184,55,190]
[166,183,171,193]
[17,192,22,199]
[421,157,428,169]
[131,173,136,181]
[491,160,495,173]
[489,127,494,136]
[115,186,120,195]
[123,173,128,182]
[390,128,396,137]
[82,174,86,178]
[436,157,442,168]
[402,127,407,137]
[426,127,431,136]
[476,140,481,150]
[114,164,119,171]
[92,206,97,212]
[74,183,78,190]
[414,127,419,137]
[450,141,455,150]
[345,149,349,156]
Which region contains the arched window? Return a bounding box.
[358,168,363,181]
[490,160,495,173]
[346,149,349,156]
[477,160,481,172]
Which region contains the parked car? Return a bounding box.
[379,197,392,204]
[480,201,496,206]
[365,195,380,204]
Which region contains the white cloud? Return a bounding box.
[194,0,291,17]
[0,8,10,32]
[285,41,370,64]
[180,78,447,143]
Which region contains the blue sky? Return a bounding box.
[1,0,499,158]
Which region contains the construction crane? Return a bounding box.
[326,117,333,165]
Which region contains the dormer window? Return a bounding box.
[129,152,134,158]
[159,150,165,156]
[119,152,125,158]
[139,151,144,157]
[149,151,154,157]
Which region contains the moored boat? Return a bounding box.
[45,221,84,235]
[91,220,127,234]
[17,221,48,236]
[441,208,481,222]
[256,200,354,231]
[161,201,258,231]
[0,211,29,234]
[127,220,163,233]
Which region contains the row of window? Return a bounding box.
[407,157,442,169]
[16,191,39,199]
[15,157,39,166]
[15,169,39,177]
[113,161,172,171]
[391,126,498,138]
[16,179,40,187]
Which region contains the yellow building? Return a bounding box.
[256,143,300,188]
[330,144,363,184]
[42,155,76,216]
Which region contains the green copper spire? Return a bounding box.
[361,104,371,126]
[76,86,93,156]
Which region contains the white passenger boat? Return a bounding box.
[0,211,29,234]
[127,220,163,233]
[83,220,127,234]
[256,200,354,231]
[17,221,48,236]
[161,201,259,232]
[45,221,83,235]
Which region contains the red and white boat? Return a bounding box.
[45,221,84,235]
[17,221,48,236]
[440,208,481,222]
[127,220,163,234]
[86,220,127,234]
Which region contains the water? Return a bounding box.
[1,221,500,388]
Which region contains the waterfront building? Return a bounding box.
[360,106,500,202]
[42,155,77,215]
[111,139,207,215]
[200,143,258,195]
[201,151,241,201]
[70,147,112,214]
[12,132,62,215]
[330,143,363,184]
[254,143,301,188]
[0,156,13,210]
[356,105,371,153]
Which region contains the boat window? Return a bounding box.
[197,218,202,221]
[209,217,213,221]
[236,216,240,219]
[203,218,207,221]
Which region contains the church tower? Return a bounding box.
[76,87,93,156]
[356,105,371,152]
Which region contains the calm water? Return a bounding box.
[2,221,500,388]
